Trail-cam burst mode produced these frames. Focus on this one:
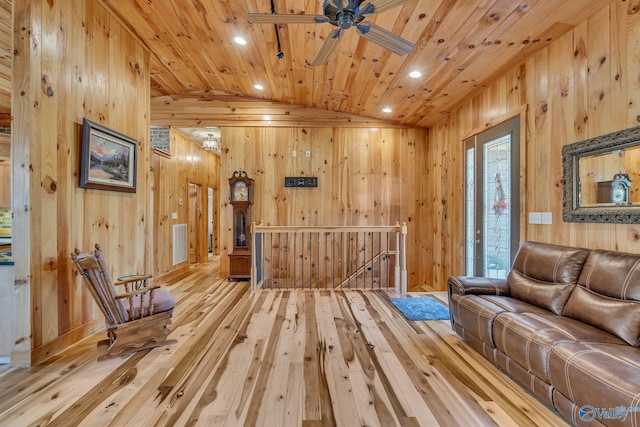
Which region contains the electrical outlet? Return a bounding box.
[306,150,311,158]
[292,150,297,157]
[541,212,553,225]
[171,212,178,220]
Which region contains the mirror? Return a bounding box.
[562,125,640,223]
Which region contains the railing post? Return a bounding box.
[394,222,401,293]
[400,222,408,295]
[251,222,257,291]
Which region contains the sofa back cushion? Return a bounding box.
[508,241,590,315]
[563,286,640,346]
[578,249,640,300]
[565,248,640,346]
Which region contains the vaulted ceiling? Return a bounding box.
[0,0,615,132]
[99,0,612,129]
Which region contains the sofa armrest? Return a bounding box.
[447,276,510,296]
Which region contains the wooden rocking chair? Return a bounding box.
[71,244,177,361]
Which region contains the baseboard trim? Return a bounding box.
[30,318,104,366]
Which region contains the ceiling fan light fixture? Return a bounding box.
[337,9,356,29]
[202,134,221,152]
[248,0,414,64]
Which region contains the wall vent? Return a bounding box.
[173,224,188,265]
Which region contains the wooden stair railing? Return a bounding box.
[336,250,392,289]
[251,223,407,294]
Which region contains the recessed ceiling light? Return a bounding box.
[263,115,271,121]
[234,36,247,46]
[409,70,422,78]
[382,107,392,113]
[254,84,264,90]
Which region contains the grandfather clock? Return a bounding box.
[228,171,253,280]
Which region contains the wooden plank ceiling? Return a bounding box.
[97,0,612,129]
[0,0,614,129]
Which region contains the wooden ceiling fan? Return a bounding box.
[247,0,415,66]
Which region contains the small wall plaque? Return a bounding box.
[285,177,318,187]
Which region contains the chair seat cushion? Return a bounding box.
[118,288,175,321]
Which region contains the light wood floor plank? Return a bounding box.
[0,260,569,427]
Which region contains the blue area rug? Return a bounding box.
[389,297,450,321]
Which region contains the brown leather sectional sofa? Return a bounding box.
[447,241,640,427]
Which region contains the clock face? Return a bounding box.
[233,181,248,202]
[612,184,626,203]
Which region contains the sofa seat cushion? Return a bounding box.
[493,312,625,382]
[450,295,551,347]
[479,295,555,315]
[548,342,640,427]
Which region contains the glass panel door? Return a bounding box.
[482,135,512,277]
[465,143,475,274]
[465,117,520,277]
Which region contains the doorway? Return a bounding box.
[208,187,213,257]
[464,117,520,278]
[188,182,204,264]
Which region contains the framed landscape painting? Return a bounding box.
[80,118,137,192]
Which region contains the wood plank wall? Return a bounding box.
[219,127,429,287]
[151,129,220,281]
[426,0,640,291]
[0,0,10,126]
[11,0,639,367]
[13,0,150,365]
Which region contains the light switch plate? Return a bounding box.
[529,212,542,224]
[541,212,553,225]
[171,212,178,220]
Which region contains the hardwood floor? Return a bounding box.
[0,260,569,426]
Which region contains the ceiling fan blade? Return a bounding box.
[364,0,414,14]
[355,2,376,18]
[246,13,326,24]
[311,29,343,66]
[356,23,414,56]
